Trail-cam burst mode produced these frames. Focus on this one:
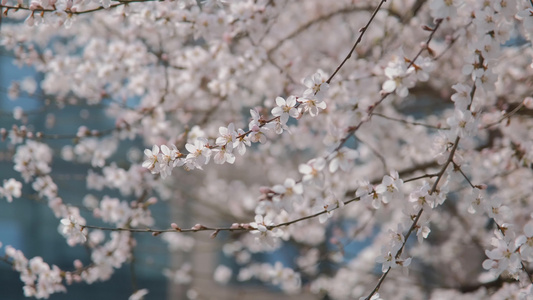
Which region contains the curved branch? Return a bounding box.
[267,3,399,59]
[1,0,163,16]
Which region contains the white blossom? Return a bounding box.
[1,178,22,203]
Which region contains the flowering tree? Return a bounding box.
[1,0,533,299]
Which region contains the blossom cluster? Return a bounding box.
[236,262,302,294]
[4,245,66,299]
[0,178,22,203]
[142,71,329,178]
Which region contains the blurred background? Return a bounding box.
[0,38,320,300]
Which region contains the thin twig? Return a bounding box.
[82,196,362,235]
[267,4,399,59]
[364,59,471,299]
[80,168,444,237]
[452,162,476,188]
[404,173,439,183]
[483,102,525,129]
[372,112,446,130]
[364,135,461,300]
[433,21,473,61]
[326,0,388,84]
[355,135,388,172]
[405,19,443,69]
[331,18,444,155]
[1,0,163,16]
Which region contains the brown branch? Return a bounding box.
[0,255,13,267]
[372,112,446,130]
[82,196,362,235]
[457,275,529,293]
[326,0,388,84]
[452,162,476,189]
[267,4,400,59]
[433,21,473,61]
[364,61,471,299]
[364,135,461,300]
[80,167,443,237]
[404,172,439,183]
[483,102,526,129]
[355,135,388,172]
[331,19,444,155]
[405,18,443,68]
[1,0,164,16]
